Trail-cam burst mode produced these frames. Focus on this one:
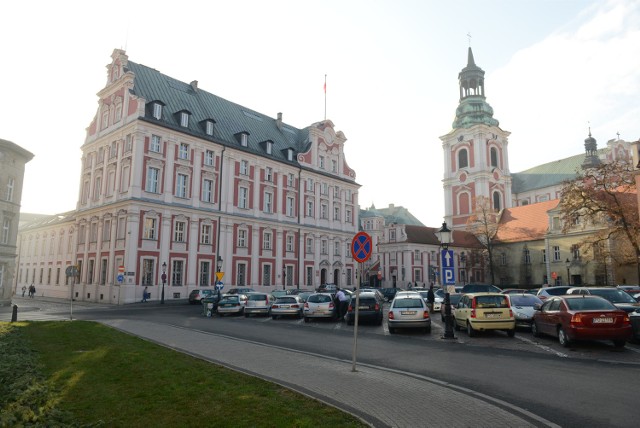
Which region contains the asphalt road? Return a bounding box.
[5,298,639,427]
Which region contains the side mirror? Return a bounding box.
[534,303,542,311]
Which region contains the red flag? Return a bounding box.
[323,81,326,93]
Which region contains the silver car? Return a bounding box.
[244,292,274,317]
[217,294,248,316]
[387,293,431,334]
[271,296,304,319]
[507,293,543,328]
[303,293,337,321]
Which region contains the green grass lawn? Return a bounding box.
[0,321,366,427]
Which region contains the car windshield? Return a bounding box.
[509,294,543,306]
[222,296,239,303]
[247,294,267,301]
[448,294,463,305]
[419,291,429,299]
[393,298,424,309]
[475,295,509,308]
[276,297,297,304]
[435,289,445,298]
[308,294,332,303]
[545,287,570,295]
[590,288,638,303]
[566,297,617,311]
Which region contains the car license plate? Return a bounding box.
[593,317,613,324]
[359,306,369,310]
[401,311,416,315]
[485,313,500,318]
[280,305,290,308]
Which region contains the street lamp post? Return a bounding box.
[161,262,167,304]
[565,258,571,286]
[436,221,455,339]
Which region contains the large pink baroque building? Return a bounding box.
[17,49,359,304]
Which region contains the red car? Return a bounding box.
[532,295,632,348]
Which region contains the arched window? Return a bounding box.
[492,191,501,211]
[458,149,468,169]
[490,147,498,168]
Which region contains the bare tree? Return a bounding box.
[559,160,640,282]
[466,196,500,285]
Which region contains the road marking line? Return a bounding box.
[624,345,640,354]
[516,335,569,358]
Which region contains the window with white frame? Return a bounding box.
[143,217,157,240]
[202,179,214,203]
[265,167,273,182]
[306,200,314,217]
[238,229,247,247]
[142,259,155,285]
[90,223,98,242]
[523,247,531,264]
[572,245,580,260]
[346,208,352,223]
[171,260,184,286]
[121,165,130,192]
[263,231,272,250]
[125,134,133,152]
[321,239,328,255]
[153,103,162,120]
[178,143,189,160]
[205,121,214,136]
[286,196,294,217]
[174,220,186,242]
[332,159,337,173]
[265,141,272,155]
[204,150,214,166]
[240,133,248,147]
[333,241,340,256]
[93,176,101,200]
[321,183,328,195]
[1,219,10,244]
[334,206,340,220]
[333,185,339,198]
[306,237,313,254]
[306,267,313,286]
[146,167,160,193]
[151,135,161,152]
[240,160,249,175]
[346,189,352,202]
[320,203,328,219]
[5,178,14,202]
[239,186,248,209]
[180,112,189,127]
[264,192,273,213]
[117,217,126,240]
[287,173,294,187]
[286,234,294,252]
[319,156,325,169]
[102,219,111,242]
[200,224,211,244]
[553,246,561,261]
[102,110,109,129]
[414,250,420,261]
[263,264,271,286]
[237,263,246,286]
[199,261,210,286]
[389,229,396,241]
[346,268,352,286]
[176,173,188,198]
[306,178,313,191]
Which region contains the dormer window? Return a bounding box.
[180,112,189,127]
[287,149,294,161]
[235,132,250,147]
[205,120,214,136]
[153,103,163,120]
[266,141,272,155]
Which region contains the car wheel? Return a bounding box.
[531,321,540,338]
[507,329,515,338]
[558,327,570,347]
[613,339,626,348]
[466,322,476,337]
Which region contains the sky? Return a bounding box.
[2,0,639,227]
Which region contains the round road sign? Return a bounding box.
[351,231,373,263]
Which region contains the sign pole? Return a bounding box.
[349,231,372,373]
[351,262,361,372]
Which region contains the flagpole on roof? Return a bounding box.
[324,74,327,120]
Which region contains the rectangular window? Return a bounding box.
[125,134,133,152]
[306,267,313,287]
[333,206,340,220]
[319,156,325,169]
[346,208,352,223]
[204,150,215,166]
[239,187,248,209]
[286,196,294,217]
[321,183,328,195]
[321,239,328,255]
[102,219,111,242]
[240,160,249,175]
[265,167,273,182]
[142,259,154,286]
[306,201,314,217]
[346,189,352,202]
[171,260,184,286]
[237,263,246,286]
[180,112,189,127]
[146,167,160,193]
[286,234,294,252]
[200,224,212,244]
[264,192,273,213]
[1,219,10,244]
[307,178,313,191]
[93,176,101,200]
[389,230,396,241]
[306,237,313,254]
[524,248,531,264]
[143,217,157,240]
[90,223,98,242]
[263,265,271,286]
[238,229,247,247]
[346,268,352,286]
[151,135,161,152]
[572,245,580,260]
[332,159,337,173]
[153,103,162,120]
[87,260,94,284]
[553,246,561,261]
[179,143,189,159]
[199,261,210,286]
[333,241,340,256]
[100,259,107,285]
[206,121,214,136]
[117,217,126,240]
[176,173,188,198]
[287,173,294,187]
[5,178,14,202]
[121,165,130,192]
[174,220,186,242]
[202,179,213,203]
[542,249,547,263]
[334,185,339,198]
[414,250,420,261]
[263,231,272,250]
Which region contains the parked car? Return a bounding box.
[454,293,516,337]
[244,292,274,317]
[317,283,337,293]
[567,287,640,313]
[460,284,502,294]
[440,293,463,322]
[507,293,543,328]
[227,287,254,295]
[345,291,384,325]
[217,294,248,316]
[630,311,640,342]
[303,293,337,321]
[387,292,431,334]
[532,295,632,348]
[270,296,304,319]
[297,291,314,304]
[501,288,529,294]
[188,288,218,304]
[271,290,292,299]
[536,286,572,301]
[380,287,402,302]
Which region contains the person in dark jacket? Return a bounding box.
[427,284,435,312]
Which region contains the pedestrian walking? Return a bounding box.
[427,284,435,313]
[142,286,149,303]
[336,287,349,321]
[21,285,26,297]
[29,284,36,298]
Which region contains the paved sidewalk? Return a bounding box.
[1,301,555,427]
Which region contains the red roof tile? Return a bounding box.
[494,200,559,243]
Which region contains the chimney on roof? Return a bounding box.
[190,80,198,92]
[276,112,282,130]
[389,203,395,208]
